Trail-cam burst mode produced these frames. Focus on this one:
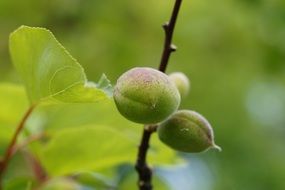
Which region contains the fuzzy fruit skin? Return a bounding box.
[158,110,220,153]
[114,67,181,124]
[168,72,190,97]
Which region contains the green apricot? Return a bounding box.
[113,67,181,124]
[157,110,221,153]
[168,72,190,97]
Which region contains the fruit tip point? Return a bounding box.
[212,144,222,152]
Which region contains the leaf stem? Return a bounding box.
[0,104,37,186]
[25,151,48,183]
[135,0,183,189]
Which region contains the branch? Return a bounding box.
[0,104,37,183]
[135,125,156,190]
[135,1,183,189]
[159,0,182,73]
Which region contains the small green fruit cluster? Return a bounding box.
[114,67,220,153]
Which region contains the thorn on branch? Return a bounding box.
[162,22,169,32]
[170,44,177,52]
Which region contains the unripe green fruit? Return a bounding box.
[114,67,181,124]
[158,110,221,153]
[168,72,190,97]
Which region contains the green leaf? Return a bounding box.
[36,99,140,133]
[9,26,112,104]
[95,74,113,98]
[0,83,28,156]
[29,100,181,167]
[39,125,136,176]
[0,83,28,126]
[2,151,37,190]
[74,172,115,189]
[3,178,34,190]
[40,178,80,190]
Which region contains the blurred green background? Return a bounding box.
[1,0,285,189]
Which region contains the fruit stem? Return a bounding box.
[135,0,183,189]
[0,104,37,187]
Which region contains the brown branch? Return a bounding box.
[135,125,156,190]
[135,1,183,189]
[0,104,37,185]
[159,0,182,73]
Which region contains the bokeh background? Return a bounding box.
[1,0,285,189]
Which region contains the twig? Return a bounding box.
[135,0,183,189]
[135,125,157,190]
[159,0,182,73]
[0,104,37,185]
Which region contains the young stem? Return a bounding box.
[25,151,48,183]
[0,104,36,185]
[159,0,182,73]
[135,0,183,189]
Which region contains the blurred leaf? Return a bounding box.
[74,171,115,189]
[40,178,80,190]
[36,99,140,134]
[3,151,37,190]
[149,134,183,166]
[31,100,181,166]
[0,83,28,124]
[9,26,111,104]
[3,178,34,190]
[0,83,28,155]
[39,125,136,176]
